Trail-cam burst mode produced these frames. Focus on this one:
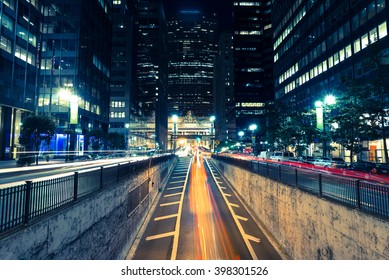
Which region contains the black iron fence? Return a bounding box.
[213,155,389,218]
[0,155,174,235]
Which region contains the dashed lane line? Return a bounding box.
[154,214,178,221]
[246,234,261,243]
[164,192,182,198]
[237,215,249,222]
[167,186,184,190]
[146,231,175,241]
[160,201,180,207]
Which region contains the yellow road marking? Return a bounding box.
[167,186,184,190]
[164,192,182,198]
[146,231,175,241]
[237,215,248,222]
[160,201,180,207]
[154,214,178,221]
[246,234,261,243]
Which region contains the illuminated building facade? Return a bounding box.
[0,0,41,159]
[273,0,388,110]
[167,11,218,117]
[273,0,389,161]
[38,0,112,154]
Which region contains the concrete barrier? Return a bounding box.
[213,159,389,260]
[0,157,177,259]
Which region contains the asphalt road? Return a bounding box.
[130,153,282,260]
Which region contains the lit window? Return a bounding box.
[353,38,361,53]
[378,22,387,39]
[369,27,378,43]
[339,49,345,62]
[345,44,352,58]
[361,33,369,49]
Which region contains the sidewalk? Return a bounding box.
[0,158,65,170]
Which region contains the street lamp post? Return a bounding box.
[315,94,336,157]
[210,115,215,152]
[125,123,130,151]
[172,115,178,154]
[238,131,244,153]
[249,124,257,155]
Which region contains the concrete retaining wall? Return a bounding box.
[213,159,389,260]
[0,157,177,260]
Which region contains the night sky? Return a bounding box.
[161,0,234,30]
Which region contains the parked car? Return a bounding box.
[16,155,35,167]
[270,151,295,161]
[347,161,377,173]
[313,157,347,168]
[372,163,389,175]
[298,156,315,164]
[258,151,272,159]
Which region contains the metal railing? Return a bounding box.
[213,155,389,219]
[0,155,174,235]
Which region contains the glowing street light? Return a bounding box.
[315,94,336,157]
[172,115,178,153]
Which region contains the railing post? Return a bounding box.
[74,172,79,201]
[24,180,32,225]
[318,174,323,197]
[355,180,361,209]
[295,169,298,187]
[100,166,104,189]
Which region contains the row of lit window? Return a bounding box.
[273,0,304,37]
[282,22,387,95]
[233,2,261,6]
[279,63,299,84]
[110,112,126,119]
[110,101,126,108]
[38,96,101,115]
[274,5,306,51]
[235,30,262,36]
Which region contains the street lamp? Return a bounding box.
[210,115,215,152]
[315,94,336,157]
[125,123,130,151]
[172,114,178,154]
[249,124,257,155]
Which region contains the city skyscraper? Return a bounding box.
[167,11,218,118]
[213,32,235,141]
[38,0,112,153]
[272,0,389,160]
[233,0,273,138]
[133,0,168,151]
[0,0,41,160]
[109,0,137,149]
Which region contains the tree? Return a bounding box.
[329,79,372,163]
[19,114,57,165]
[106,132,125,150]
[86,130,106,151]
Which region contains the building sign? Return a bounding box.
[70,95,79,124]
[316,106,324,131]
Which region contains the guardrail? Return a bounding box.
[0,155,174,235]
[213,155,389,218]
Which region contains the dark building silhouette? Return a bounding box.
[233,1,274,138]
[133,0,168,151]
[214,32,235,141]
[109,0,137,149]
[167,11,218,118]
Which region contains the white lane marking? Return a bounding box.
[168,180,186,184]
[171,157,193,260]
[164,192,182,198]
[154,214,178,221]
[205,159,258,260]
[167,186,184,190]
[146,231,175,241]
[160,201,180,207]
[224,193,232,197]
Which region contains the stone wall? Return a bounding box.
[213,159,389,260]
[0,157,176,260]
